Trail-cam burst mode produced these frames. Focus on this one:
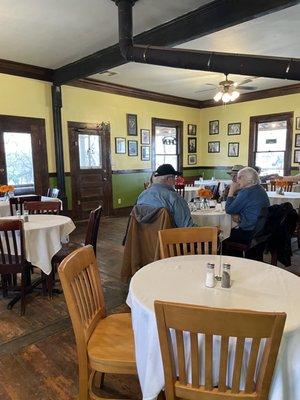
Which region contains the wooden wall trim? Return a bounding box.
[112,169,152,174]
[201,83,300,108]
[49,172,71,178]
[0,58,53,82]
[69,78,202,109]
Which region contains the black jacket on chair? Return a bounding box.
[266,202,298,267]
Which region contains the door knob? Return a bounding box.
[0,168,4,173]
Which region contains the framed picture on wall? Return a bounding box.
[228,122,241,135]
[188,124,197,135]
[294,149,300,163]
[228,142,239,157]
[296,117,300,130]
[188,154,197,165]
[128,140,138,156]
[188,137,197,153]
[141,146,150,161]
[140,129,150,144]
[208,141,220,153]
[115,137,126,154]
[209,120,219,135]
[295,134,300,147]
[127,113,137,135]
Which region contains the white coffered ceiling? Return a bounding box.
[0,0,299,101]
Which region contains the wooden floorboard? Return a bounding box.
[0,215,298,399]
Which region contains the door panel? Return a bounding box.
[68,122,112,220]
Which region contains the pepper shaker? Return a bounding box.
[221,263,231,288]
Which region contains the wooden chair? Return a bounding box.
[58,245,137,400]
[47,187,59,198]
[155,300,286,400]
[0,219,31,314]
[24,200,61,214]
[175,185,185,197]
[159,226,218,258]
[9,195,41,215]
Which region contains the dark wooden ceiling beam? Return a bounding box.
[53,0,299,85]
[0,58,53,82]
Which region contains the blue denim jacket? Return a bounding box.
[137,183,195,228]
[225,184,270,231]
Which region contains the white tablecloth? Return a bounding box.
[0,214,75,275]
[191,209,232,239]
[0,196,61,217]
[267,191,300,209]
[194,179,232,187]
[127,255,300,400]
[184,187,199,202]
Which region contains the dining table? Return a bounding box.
[127,255,300,400]
[191,208,232,239]
[267,191,300,209]
[0,196,62,218]
[0,214,75,274]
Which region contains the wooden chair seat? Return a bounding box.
[88,312,136,373]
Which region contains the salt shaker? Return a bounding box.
[221,263,231,288]
[23,209,29,222]
[205,263,216,288]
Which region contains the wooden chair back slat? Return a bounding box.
[175,330,187,385]
[270,181,293,192]
[58,246,106,344]
[175,185,185,197]
[0,219,26,268]
[244,338,261,393]
[159,227,218,258]
[9,195,41,215]
[24,201,61,214]
[218,335,229,392]
[232,337,245,393]
[205,333,213,391]
[190,332,199,388]
[84,205,102,256]
[155,301,286,400]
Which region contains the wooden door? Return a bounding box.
[0,115,49,195]
[68,121,112,220]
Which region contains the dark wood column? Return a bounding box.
[51,85,67,209]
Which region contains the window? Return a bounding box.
[78,133,102,169]
[152,118,183,172]
[249,113,292,176]
[4,132,34,187]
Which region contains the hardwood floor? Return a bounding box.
[0,215,299,399]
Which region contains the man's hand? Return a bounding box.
[228,182,240,197]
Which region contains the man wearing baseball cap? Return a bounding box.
[137,164,195,227]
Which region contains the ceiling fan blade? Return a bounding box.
[237,78,253,86]
[194,88,216,94]
[236,85,258,91]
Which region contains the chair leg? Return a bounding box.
[41,271,47,296]
[2,275,8,297]
[20,271,26,315]
[271,249,278,266]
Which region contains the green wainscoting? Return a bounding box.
[112,172,151,209]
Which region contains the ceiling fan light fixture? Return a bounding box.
[231,90,240,101]
[213,91,223,102]
[222,92,231,103]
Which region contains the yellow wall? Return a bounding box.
[61,85,200,171]
[0,74,55,171]
[199,93,300,168]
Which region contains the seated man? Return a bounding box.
[220,164,243,201]
[253,166,279,183]
[225,167,270,244]
[137,164,195,227]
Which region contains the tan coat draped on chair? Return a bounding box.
[121,206,172,281]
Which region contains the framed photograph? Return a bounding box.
[128,140,138,156]
[127,113,137,136]
[188,124,197,135]
[188,137,197,153]
[188,154,197,165]
[295,134,300,147]
[140,129,150,144]
[115,137,126,154]
[208,141,220,153]
[228,122,241,135]
[294,149,300,163]
[296,117,300,130]
[141,146,150,161]
[209,120,219,135]
[228,142,240,157]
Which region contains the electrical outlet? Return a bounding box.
[118,198,122,205]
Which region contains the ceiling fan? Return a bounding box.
[196,74,258,103]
